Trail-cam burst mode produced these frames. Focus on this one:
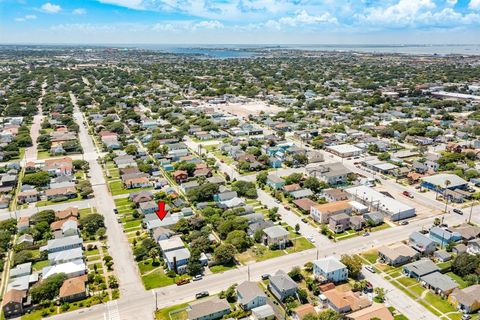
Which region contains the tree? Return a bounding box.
[77,180,93,198]
[288,266,303,282]
[374,287,385,302]
[284,173,303,185]
[30,273,67,303]
[452,253,480,277]
[173,218,191,234]
[96,227,106,239]
[297,288,308,303]
[187,183,219,202]
[268,207,279,221]
[23,171,50,187]
[213,244,236,265]
[317,309,342,320]
[231,181,257,198]
[80,213,105,235]
[124,144,138,155]
[295,223,300,234]
[340,254,363,279]
[303,176,322,193]
[377,152,391,161]
[225,284,237,303]
[225,230,253,252]
[256,171,268,187]
[72,160,89,171]
[30,210,55,225]
[108,275,119,289]
[187,250,203,276]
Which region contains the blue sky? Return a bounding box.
[1,0,480,44]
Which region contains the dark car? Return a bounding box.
[113,208,118,214]
[261,274,270,280]
[195,291,209,299]
[301,218,308,223]
[453,209,463,215]
[400,221,409,225]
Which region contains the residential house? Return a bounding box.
[378,243,419,266]
[321,189,348,202]
[292,304,317,320]
[251,304,275,320]
[187,297,231,320]
[313,257,348,283]
[448,285,480,313]
[293,198,317,213]
[237,281,267,310]
[42,259,87,279]
[346,304,394,320]
[306,162,351,185]
[262,226,289,249]
[172,170,188,183]
[403,259,439,279]
[17,189,39,204]
[467,239,480,255]
[323,289,371,314]
[429,227,461,246]
[329,213,351,233]
[268,270,298,301]
[1,289,27,317]
[266,175,285,190]
[45,186,77,201]
[421,272,458,297]
[16,216,29,232]
[310,200,352,224]
[409,231,437,255]
[40,235,83,253]
[59,275,87,302]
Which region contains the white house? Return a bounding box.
[313,257,348,283]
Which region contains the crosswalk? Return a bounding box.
[104,300,120,320]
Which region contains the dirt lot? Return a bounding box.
[213,101,285,118]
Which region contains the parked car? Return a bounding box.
[176,278,190,286]
[192,275,203,281]
[113,208,118,214]
[461,315,471,320]
[195,291,209,299]
[301,218,308,223]
[261,274,270,280]
[365,265,376,273]
[400,221,409,225]
[453,209,464,215]
[284,205,290,210]
[363,232,370,237]
[402,191,414,198]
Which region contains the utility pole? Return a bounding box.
[468,200,474,224]
[247,265,250,281]
[155,291,158,311]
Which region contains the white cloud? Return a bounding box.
[15,14,37,22]
[469,0,480,9]
[41,2,61,13]
[152,20,224,32]
[446,0,457,5]
[278,10,337,26]
[73,8,87,15]
[98,0,144,10]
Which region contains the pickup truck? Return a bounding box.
[176,278,190,286]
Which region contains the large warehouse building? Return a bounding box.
[346,185,416,221]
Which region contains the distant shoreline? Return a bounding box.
[1,43,480,57]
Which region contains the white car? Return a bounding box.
[365,266,376,273]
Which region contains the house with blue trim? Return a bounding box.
[429,227,461,246]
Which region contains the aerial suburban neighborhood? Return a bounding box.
[1,5,480,320]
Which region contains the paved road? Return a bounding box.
[70,93,152,319]
[362,266,437,320]
[25,80,46,163]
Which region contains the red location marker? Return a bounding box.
[156,201,168,221]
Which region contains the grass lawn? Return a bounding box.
[396,276,418,288]
[409,284,426,297]
[361,250,379,264]
[138,259,160,274]
[141,268,189,290]
[394,315,409,320]
[85,248,100,256]
[446,272,468,288]
[285,237,315,253]
[209,264,237,273]
[155,303,189,320]
[437,261,452,272]
[36,195,82,207]
[109,180,152,196]
[32,259,49,271]
[237,244,285,264]
[123,219,142,229]
[37,150,51,160]
[213,152,234,165]
[424,292,457,314]
[21,306,57,320]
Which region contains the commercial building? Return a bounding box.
[346,185,415,221]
